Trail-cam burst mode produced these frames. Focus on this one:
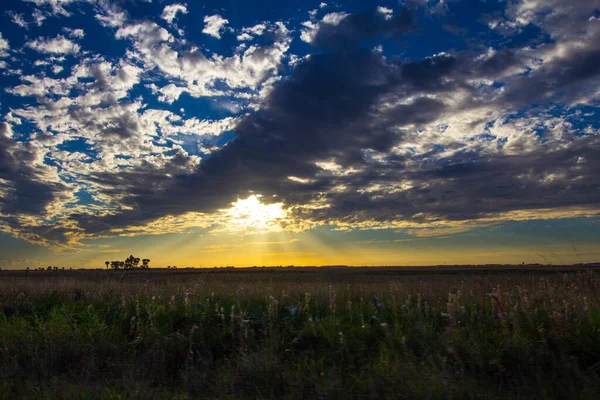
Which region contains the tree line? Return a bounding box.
[105,255,150,270]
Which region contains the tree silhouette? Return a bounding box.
[106,256,150,270]
[105,261,110,270]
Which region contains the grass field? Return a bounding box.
[1,266,599,399]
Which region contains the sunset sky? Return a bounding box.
[1,0,600,269]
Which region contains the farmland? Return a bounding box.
[1,266,599,399]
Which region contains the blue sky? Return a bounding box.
[1,0,600,268]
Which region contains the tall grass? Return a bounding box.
[0,268,599,399]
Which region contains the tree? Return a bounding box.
[107,256,150,271]
[105,261,110,270]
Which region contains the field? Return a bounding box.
[1,266,600,399]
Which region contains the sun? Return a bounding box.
[222,195,287,233]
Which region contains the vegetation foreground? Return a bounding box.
[1,267,599,399]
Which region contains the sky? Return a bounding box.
[1,0,600,269]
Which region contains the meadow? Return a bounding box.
[0,266,599,399]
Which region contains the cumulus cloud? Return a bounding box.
[506,0,600,38]
[27,35,81,54]
[161,3,188,24]
[237,23,267,41]
[0,122,75,245]
[301,7,415,48]
[64,27,85,38]
[115,19,291,103]
[0,33,9,58]
[95,0,127,28]
[8,12,29,29]
[203,14,229,39]
[24,0,94,21]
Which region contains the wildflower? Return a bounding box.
[329,285,337,315]
[289,305,298,316]
[373,295,382,310]
[380,322,388,329]
[268,295,278,320]
[303,292,311,311]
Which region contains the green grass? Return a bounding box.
[0,267,599,399]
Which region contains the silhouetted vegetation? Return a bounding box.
[106,255,150,270]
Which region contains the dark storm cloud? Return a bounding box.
[0,123,69,217]
[73,49,410,231]
[500,34,600,106]
[310,136,600,224]
[311,7,416,50]
[0,123,75,246]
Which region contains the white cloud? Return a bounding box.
[377,6,393,20]
[237,33,253,41]
[27,35,80,54]
[0,33,9,58]
[504,0,600,39]
[9,12,29,29]
[95,1,127,28]
[161,3,188,24]
[236,23,267,41]
[116,21,173,48]
[147,83,187,104]
[24,0,94,19]
[116,20,291,103]
[300,12,348,43]
[64,27,85,38]
[203,14,229,39]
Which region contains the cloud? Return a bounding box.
[3,0,600,250]
[95,0,127,28]
[161,3,188,24]
[377,6,393,20]
[115,19,291,102]
[236,23,267,41]
[27,35,81,54]
[61,3,600,241]
[203,14,229,39]
[0,33,9,58]
[63,27,85,38]
[301,12,349,43]
[0,122,75,243]
[506,0,600,38]
[8,12,29,29]
[305,7,416,49]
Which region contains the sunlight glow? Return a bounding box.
[222,195,287,233]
